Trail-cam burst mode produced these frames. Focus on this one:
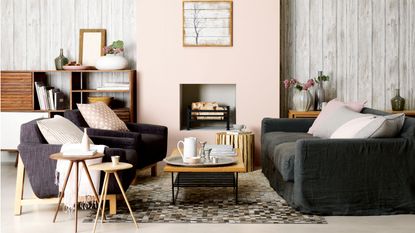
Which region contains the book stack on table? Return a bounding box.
[206,144,237,157]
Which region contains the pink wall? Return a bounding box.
[137,0,280,166]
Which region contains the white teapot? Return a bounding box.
[177,137,199,163]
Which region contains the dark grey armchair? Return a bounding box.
[261,108,415,215]
[64,110,168,174]
[16,119,138,215]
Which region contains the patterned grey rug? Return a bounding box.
[83,170,326,224]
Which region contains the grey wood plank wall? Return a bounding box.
[280,0,415,117]
[1,0,136,102]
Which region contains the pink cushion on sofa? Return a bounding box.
[308,99,366,135]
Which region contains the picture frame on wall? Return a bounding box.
[183,0,233,47]
[79,29,106,66]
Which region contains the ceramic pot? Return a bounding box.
[293,90,313,112]
[95,54,128,70]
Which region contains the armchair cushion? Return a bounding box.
[77,102,129,131]
[36,115,90,144]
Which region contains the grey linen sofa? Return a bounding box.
[261,108,415,215]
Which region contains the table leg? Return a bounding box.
[93,172,109,233]
[53,161,74,223]
[171,173,174,204]
[235,172,238,204]
[100,173,110,223]
[81,161,100,201]
[75,162,79,233]
[114,172,138,229]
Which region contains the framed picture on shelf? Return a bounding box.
[79,29,106,66]
[183,0,233,47]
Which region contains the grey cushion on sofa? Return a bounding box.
[263,132,318,182]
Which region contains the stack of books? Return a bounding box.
[96,82,129,91]
[34,82,65,110]
[205,144,237,157]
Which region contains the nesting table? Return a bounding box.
[89,162,138,232]
[49,152,104,233]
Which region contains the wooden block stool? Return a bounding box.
[89,162,138,233]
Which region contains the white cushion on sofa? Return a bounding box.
[37,115,88,144]
[330,113,405,139]
[311,106,369,138]
[308,99,366,135]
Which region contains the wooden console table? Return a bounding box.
[288,109,415,119]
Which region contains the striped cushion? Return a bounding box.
[37,115,89,144]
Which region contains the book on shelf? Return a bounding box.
[34,82,65,110]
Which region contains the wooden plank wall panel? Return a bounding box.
[372,0,386,110]
[336,0,347,102]
[13,0,27,69]
[295,0,310,85]
[1,0,14,70]
[1,0,136,101]
[410,0,414,109]
[281,0,415,114]
[322,0,337,100]
[357,0,372,105]
[346,0,358,102]
[385,0,400,110]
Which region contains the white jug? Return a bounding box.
[177,137,198,163]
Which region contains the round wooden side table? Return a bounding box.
[216,131,255,172]
[49,152,104,233]
[89,162,138,232]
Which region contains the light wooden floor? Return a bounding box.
[1,163,415,233]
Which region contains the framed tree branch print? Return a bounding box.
[183,0,233,47]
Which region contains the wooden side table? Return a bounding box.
[49,152,104,233]
[216,131,254,172]
[89,162,138,232]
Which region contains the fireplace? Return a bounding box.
[180,84,236,130]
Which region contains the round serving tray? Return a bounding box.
[164,156,237,167]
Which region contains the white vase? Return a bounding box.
[81,128,90,152]
[95,54,128,70]
[293,90,313,112]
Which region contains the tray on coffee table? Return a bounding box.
[164,156,237,167]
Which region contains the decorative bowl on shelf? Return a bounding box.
[88,96,113,106]
[95,54,128,70]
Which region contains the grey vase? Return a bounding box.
[314,83,325,111]
[54,48,68,70]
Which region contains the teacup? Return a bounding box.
[111,156,120,166]
[232,124,246,131]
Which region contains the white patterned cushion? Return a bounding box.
[330,113,405,139]
[77,102,129,131]
[37,115,90,144]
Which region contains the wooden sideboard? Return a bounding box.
[0,70,136,150]
[288,109,415,119]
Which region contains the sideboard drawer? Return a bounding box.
[1,72,33,110]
